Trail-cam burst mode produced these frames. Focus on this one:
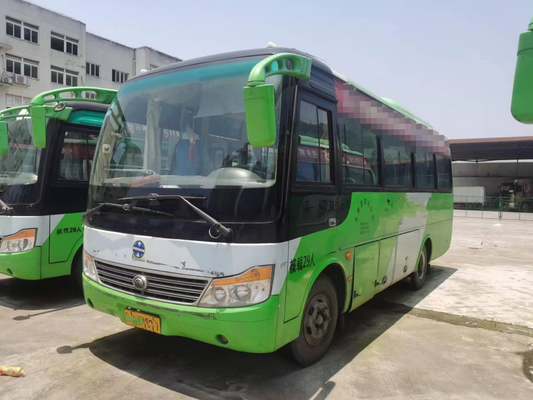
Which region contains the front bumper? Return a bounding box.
[83,275,280,353]
[0,247,41,280]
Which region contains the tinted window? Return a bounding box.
[436,154,451,190]
[296,101,332,183]
[384,140,412,187]
[59,131,91,181]
[340,122,380,186]
[415,153,436,189]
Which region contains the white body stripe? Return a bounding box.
[84,226,301,295]
[0,214,66,246]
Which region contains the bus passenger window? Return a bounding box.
[384,141,413,188]
[58,131,89,181]
[340,124,380,186]
[415,153,436,189]
[296,101,332,183]
[436,154,451,190]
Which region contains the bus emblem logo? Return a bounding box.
[133,240,145,259]
[132,275,148,291]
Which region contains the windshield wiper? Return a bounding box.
[82,201,175,222]
[118,193,233,239]
[0,198,13,216]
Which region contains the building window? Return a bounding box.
[6,55,39,79]
[51,66,64,84]
[86,62,100,77]
[6,17,38,43]
[6,55,22,75]
[6,94,32,108]
[51,32,78,55]
[23,59,39,79]
[65,70,78,87]
[112,69,128,83]
[85,92,97,99]
[51,67,78,87]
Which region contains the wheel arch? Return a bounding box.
[298,256,349,319]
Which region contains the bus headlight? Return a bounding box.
[198,265,273,308]
[83,252,98,282]
[0,229,36,253]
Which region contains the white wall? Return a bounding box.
[0,0,180,110]
[0,0,86,109]
[85,33,133,90]
[134,47,180,74]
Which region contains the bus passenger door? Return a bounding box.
[285,94,339,323]
[350,241,380,311]
[44,126,97,275]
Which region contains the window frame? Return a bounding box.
[50,32,79,55]
[65,70,78,87]
[112,69,128,83]
[6,54,22,75]
[51,66,65,85]
[339,122,383,191]
[53,125,95,185]
[86,62,100,78]
[435,153,452,192]
[382,142,415,190]
[291,91,338,194]
[22,58,39,79]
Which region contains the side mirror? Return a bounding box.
[243,84,276,148]
[30,106,47,148]
[511,17,533,123]
[0,122,8,156]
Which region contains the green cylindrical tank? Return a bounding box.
[511,17,533,124]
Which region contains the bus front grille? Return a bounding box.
[94,260,210,305]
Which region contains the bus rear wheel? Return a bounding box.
[290,275,338,367]
[410,246,428,290]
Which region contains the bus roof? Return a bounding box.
[134,47,435,131]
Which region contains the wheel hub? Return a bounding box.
[304,294,331,346]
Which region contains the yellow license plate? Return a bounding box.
[124,309,161,334]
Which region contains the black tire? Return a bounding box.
[290,275,338,367]
[70,252,83,290]
[521,202,531,213]
[410,246,428,290]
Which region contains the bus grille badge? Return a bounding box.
[133,275,148,291]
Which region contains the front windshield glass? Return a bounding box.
[0,118,40,186]
[91,58,282,194]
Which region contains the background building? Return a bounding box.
[0,0,180,109]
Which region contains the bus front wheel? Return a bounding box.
[70,252,83,290]
[410,246,428,290]
[290,275,338,367]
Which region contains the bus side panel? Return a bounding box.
[41,213,84,278]
[350,241,380,310]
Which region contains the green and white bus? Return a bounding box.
[0,87,116,285]
[79,49,453,365]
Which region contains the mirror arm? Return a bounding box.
[30,87,117,107]
[247,53,312,87]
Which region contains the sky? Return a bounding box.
[33,0,533,139]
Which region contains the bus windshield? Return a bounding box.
[91,58,283,196]
[0,118,40,186]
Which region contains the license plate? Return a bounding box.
[124,309,161,334]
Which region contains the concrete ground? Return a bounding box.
[1,217,532,400]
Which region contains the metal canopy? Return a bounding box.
[450,137,533,161]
